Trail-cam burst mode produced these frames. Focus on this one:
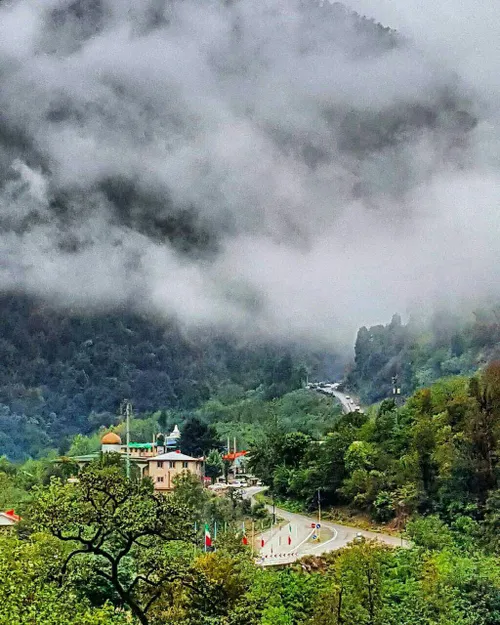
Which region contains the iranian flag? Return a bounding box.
[241,521,249,545]
[204,524,212,548]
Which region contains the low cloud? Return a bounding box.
[0,0,498,349]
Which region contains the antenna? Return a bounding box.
[391,375,402,405]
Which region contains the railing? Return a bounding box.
[256,552,300,567]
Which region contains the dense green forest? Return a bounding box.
[251,364,500,549]
[0,294,341,460]
[60,387,343,462]
[2,366,500,624]
[1,454,499,625]
[348,310,500,403]
[5,293,500,463]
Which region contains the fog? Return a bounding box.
[0,0,498,349]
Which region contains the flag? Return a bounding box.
[241,521,248,545]
[261,538,265,548]
[288,535,292,546]
[204,524,212,548]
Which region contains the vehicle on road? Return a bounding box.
[228,481,246,489]
[345,395,350,400]
[208,483,228,491]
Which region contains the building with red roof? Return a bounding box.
[0,509,21,527]
[222,450,248,462]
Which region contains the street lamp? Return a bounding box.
[317,488,322,541]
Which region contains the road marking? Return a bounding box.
[285,527,316,555]
[308,525,338,553]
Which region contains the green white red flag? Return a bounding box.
[241,521,249,545]
[204,524,212,548]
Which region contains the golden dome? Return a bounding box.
[101,432,121,445]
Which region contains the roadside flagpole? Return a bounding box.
[251,521,255,557]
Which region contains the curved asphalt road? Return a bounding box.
[247,384,401,565]
[246,487,407,566]
[313,383,361,414]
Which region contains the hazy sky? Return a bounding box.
[0,0,498,350]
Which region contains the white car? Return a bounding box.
[229,481,246,489]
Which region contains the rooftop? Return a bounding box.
[150,451,201,462]
[223,451,248,461]
[101,432,121,445]
[1,509,21,523]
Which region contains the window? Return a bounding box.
[157,461,163,468]
[169,461,176,469]
[182,461,189,469]
[157,476,164,483]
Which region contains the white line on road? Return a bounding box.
[286,528,316,554]
[307,526,338,553]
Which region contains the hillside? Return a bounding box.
[251,365,500,536]
[348,310,500,403]
[0,293,342,460]
[0,0,479,459]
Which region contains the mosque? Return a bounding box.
[69,424,203,491]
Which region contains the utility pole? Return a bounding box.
[121,400,132,480]
[251,521,255,557]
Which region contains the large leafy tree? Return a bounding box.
[205,449,224,484]
[180,417,223,457]
[0,532,127,625]
[30,455,195,625]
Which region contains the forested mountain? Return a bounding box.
[0,0,479,459]
[0,293,340,460]
[251,364,500,542]
[348,310,500,403]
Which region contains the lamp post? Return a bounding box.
[317,488,322,541]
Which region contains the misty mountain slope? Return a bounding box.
[348,309,500,403]
[0,0,482,345]
[0,293,341,460]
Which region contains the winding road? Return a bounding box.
[245,487,406,566]
[243,384,402,566]
[313,383,362,414]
